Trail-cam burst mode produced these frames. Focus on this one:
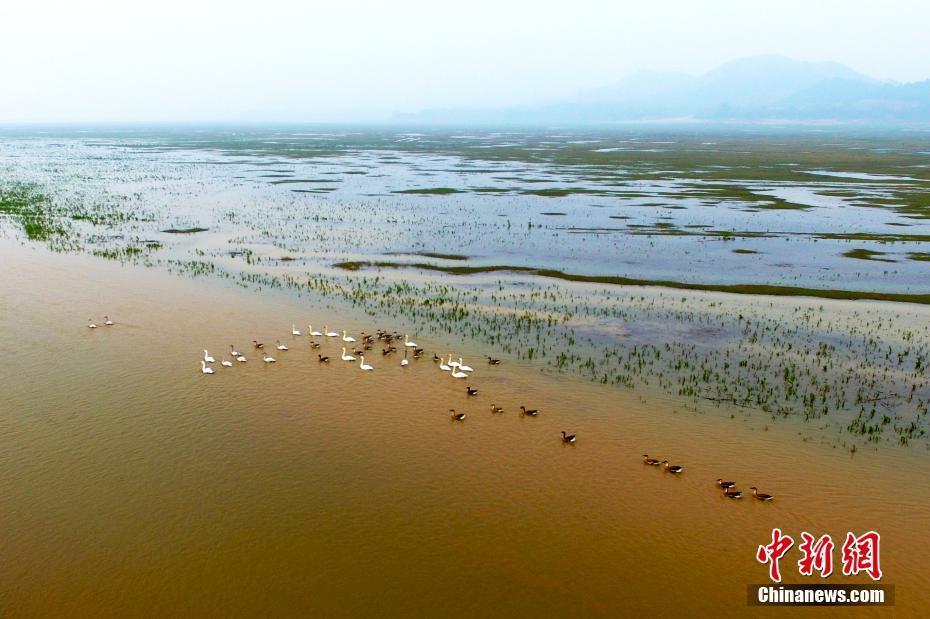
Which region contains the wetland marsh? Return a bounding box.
[1,125,929,615]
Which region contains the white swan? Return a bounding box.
[458,358,474,372]
[236,355,247,363]
[308,324,322,337]
[201,360,214,374]
[291,323,301,336]
[439,356,451,371]
[88,319,97,329]
[404,335,417,348]
[104,315,114,326]
[230,344,241,357]
[203,350,215,363]
[401,350,409,367]
[263,353,276,363]
[276,340,288,351]
[448,354,461,369]
[451,367,468,379]
[359,355,373,371]
[341,347,356,362]
[221,357,233,367]
[324,326,339,337]
[342,330,356,343]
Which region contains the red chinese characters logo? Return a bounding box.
[841,531,882,581]
[756,528,795,583]
[758,529,882,582]
[797,532,834,577]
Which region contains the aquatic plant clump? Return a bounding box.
[0,184,59,241]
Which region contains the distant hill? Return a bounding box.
[398,55,930,124]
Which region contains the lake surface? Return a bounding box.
[1,126,928,616]
[1,125,929,294]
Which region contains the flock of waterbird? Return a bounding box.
[193,322,575,439]
[641,454,775,501]
[90,316,773,492]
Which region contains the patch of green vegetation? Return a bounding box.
[161,227,209,234]
[710,184,809,210]
[270,178,341,184]
[521,187,611,197]
[0,183,61,241]
[413,252,468,261]
[732,249,759,254]
[842,248,896,262]
[392,187,464,195]
[907,252,930,262]
[92,245,153,261]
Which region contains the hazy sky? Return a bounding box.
[2,0,929,122]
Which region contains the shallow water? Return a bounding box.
[1,126,929,293]
[1,241,927,616]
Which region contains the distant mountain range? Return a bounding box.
[398,55,930,124]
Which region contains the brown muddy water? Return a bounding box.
[1,240,927,617]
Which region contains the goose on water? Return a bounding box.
[466,386,478,396]
[520,406,539,417]
[716,478,736,490]
[661,460,683,474]
[490,404,504,413]
[449,409,466,421]
[560,431,576,444]
[318,354,330,363]
[643,455,661,466]
[750,487,774,501]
